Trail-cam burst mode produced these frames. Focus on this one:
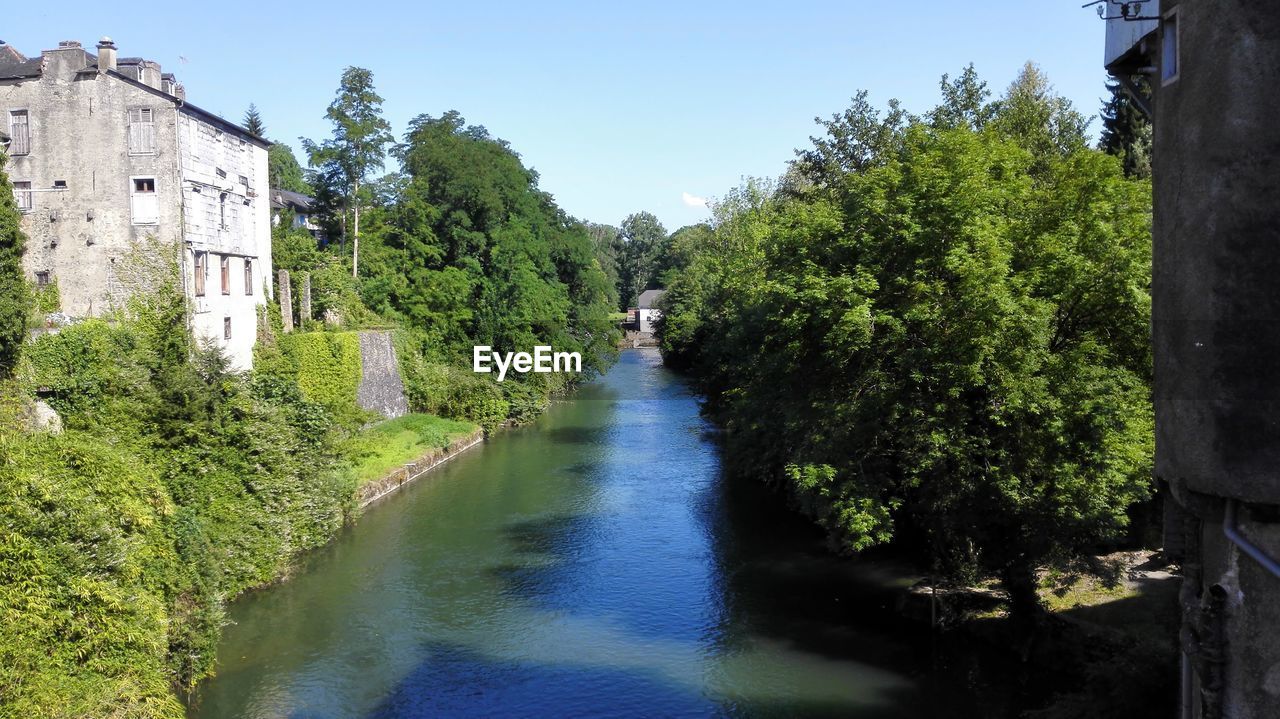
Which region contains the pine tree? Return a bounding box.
[243,103,266,137]
[0,155,30,375]
[1099,77,1152,179]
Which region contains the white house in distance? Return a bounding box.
[636,289,665,333]
[0,37,272,370]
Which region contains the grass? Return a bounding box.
[609,311,629,321]
[351,413,478,486]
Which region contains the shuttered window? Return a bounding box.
[194,252,207,297]
[221,256,231,295]
[130,177,158,225]
[8,111,30,156]
[128,108,156,155]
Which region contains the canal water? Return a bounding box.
[189,349,1019,718]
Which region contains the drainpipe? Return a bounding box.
[1223,499,1280,579]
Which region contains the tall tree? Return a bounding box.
[302,67,393,277]
[0,155,29,376]
[990,62,1088,166]
[242,103,266,137]
[1099,77,1152,179]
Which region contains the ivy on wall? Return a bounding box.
[280,331,363,418]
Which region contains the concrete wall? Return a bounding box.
[355,331,409,419]
[1,53,183,316]
[1149,2,1280,717]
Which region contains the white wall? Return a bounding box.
[1104,1,1160,68]
[177,110,270,371]
[639,308,662,334]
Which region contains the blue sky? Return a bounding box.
[5,1,1111,231]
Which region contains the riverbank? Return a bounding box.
[356,425,485,508]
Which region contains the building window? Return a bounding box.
[221,255,231,295]
[12,181,33,212]
[193,251,207,297]
[1162,10,1179,85]
[223,317,232,340]
[8,110,30,156]
[130,177,158,225]
[53,180,67,190]
[128,108,156,155]
[219,192,228,230]
[244,259,253,296]
[35,271,50,287]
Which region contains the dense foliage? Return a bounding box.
[659,64,1154,613]
[1,241,356,717]
[357,110,618,376]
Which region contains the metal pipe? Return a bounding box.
[1223,499,1280,579]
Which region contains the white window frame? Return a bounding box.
[129,175,159,225]
[127,107,156,155]
[8,109,30,156]
[12,180,33,213]
[1161,8,1180,86]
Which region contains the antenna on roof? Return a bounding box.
[1082,0,1159,21]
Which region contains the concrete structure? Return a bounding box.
[0,37,272,370]
[1105,3,1280,717]
[636,289,665,334]
[356,331,409,419]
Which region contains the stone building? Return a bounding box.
[1104,2,1280,717]
[0,37,272,370]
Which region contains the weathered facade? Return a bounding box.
[0,38,271,370]
[1105,3,1280,717]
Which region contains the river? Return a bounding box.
[189,349,1020,718]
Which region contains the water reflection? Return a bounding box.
[190,349,1017,719]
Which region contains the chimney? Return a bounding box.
[42,41,89,79]
[96,37,116,72]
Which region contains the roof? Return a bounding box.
[0,44,42,79]
[638,289,666,309]
[0,40,268,147]
[271,189,316,212]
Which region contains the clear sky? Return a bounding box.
[5,1,1111,231]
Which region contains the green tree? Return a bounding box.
[794,91,910,186]
[617,211,666,309]
[302,67,393,278]
[268,144,312,194]
[661,68,1153,626]
[358,111,617,372]
[1099,77,1152,179]
[990,62,1089,166]
[0,154,29,375]
[585,222,621,309]
[927,63,996,130]
[243,103,266,137]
